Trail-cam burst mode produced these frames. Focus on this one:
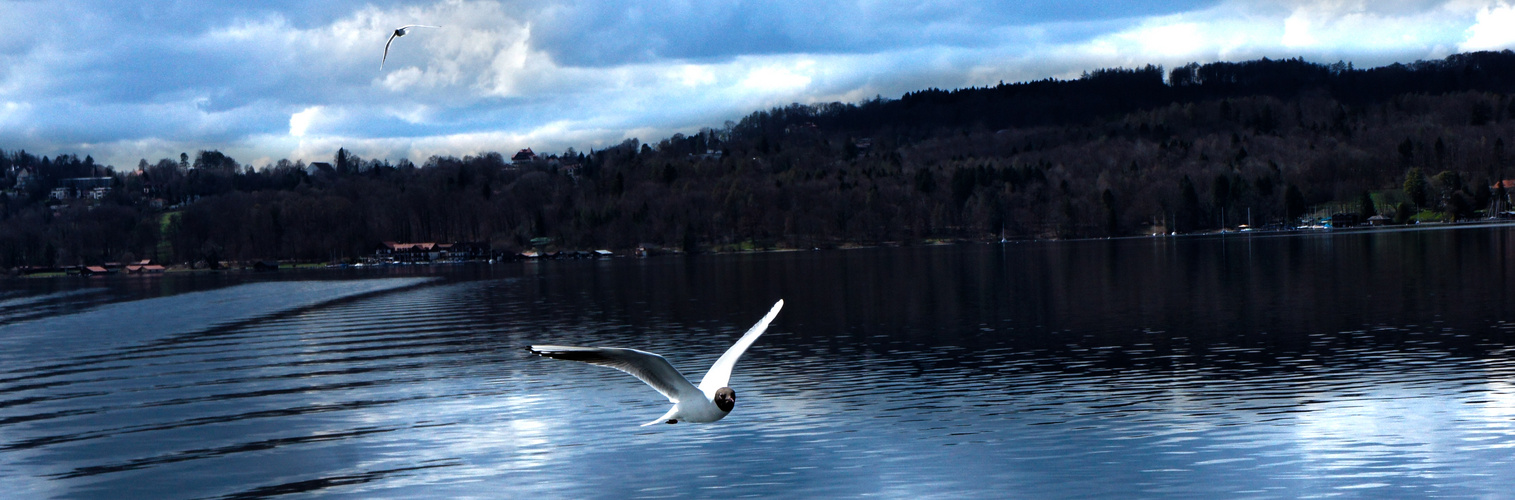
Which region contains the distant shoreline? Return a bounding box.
[1152,218,1515,241]
[12,218,1515,280]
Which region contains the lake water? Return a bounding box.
[3,226,1515,499]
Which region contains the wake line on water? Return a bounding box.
[0,288,107,311]
[0,278,439,365]
[0,289,110,325]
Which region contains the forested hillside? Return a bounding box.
[5,51,1515,268]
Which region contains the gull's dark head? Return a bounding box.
[714,387,736,412]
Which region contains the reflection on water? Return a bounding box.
[2,227,1515,498]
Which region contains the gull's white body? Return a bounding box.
[528,300,784,426]
[382,24,439,70]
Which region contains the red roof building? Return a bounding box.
[126,264,166,273]
[511,148,538,165]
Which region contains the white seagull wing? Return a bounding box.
[382,32,398,69]
[528,346,702,403]
[382,26,438,70]
[698,299,783,396]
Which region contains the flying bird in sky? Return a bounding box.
[527,300,784,426]
[382,24,440,70]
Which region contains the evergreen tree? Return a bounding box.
[662,163,678,184]
[1404,167,1428,208]
[1102,189,1118,236]
[1394,202,1414,224]
[1284,184,1307,223]
[1178,175,1201,232]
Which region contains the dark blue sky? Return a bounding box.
[2,0,1511,167]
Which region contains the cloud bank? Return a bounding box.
[1,0,1512,168]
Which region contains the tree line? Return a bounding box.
[5,50,1515,269]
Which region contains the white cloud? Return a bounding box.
[0,101,27,128]
[1277,2,1469,53]
[1281,11,1321,47]
[289,106,324,137]
[1461,3,1515,51]
[740,60,815,94]
[1081,15,1235,63]
[380,67,431,92]
[675,65,718,87]
[1139,22,1209,59]
[1031,0,1496,78]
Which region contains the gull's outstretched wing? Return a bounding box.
[698,299,783,396]
[382,32,398,69]
[528,346,702,403]
[382,25,439,70]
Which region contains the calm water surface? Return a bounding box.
[3,227,1515,499]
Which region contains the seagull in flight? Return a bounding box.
[528,300,784,426]
[382,24,440,70]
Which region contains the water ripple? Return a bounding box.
[3,235,1515,498]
